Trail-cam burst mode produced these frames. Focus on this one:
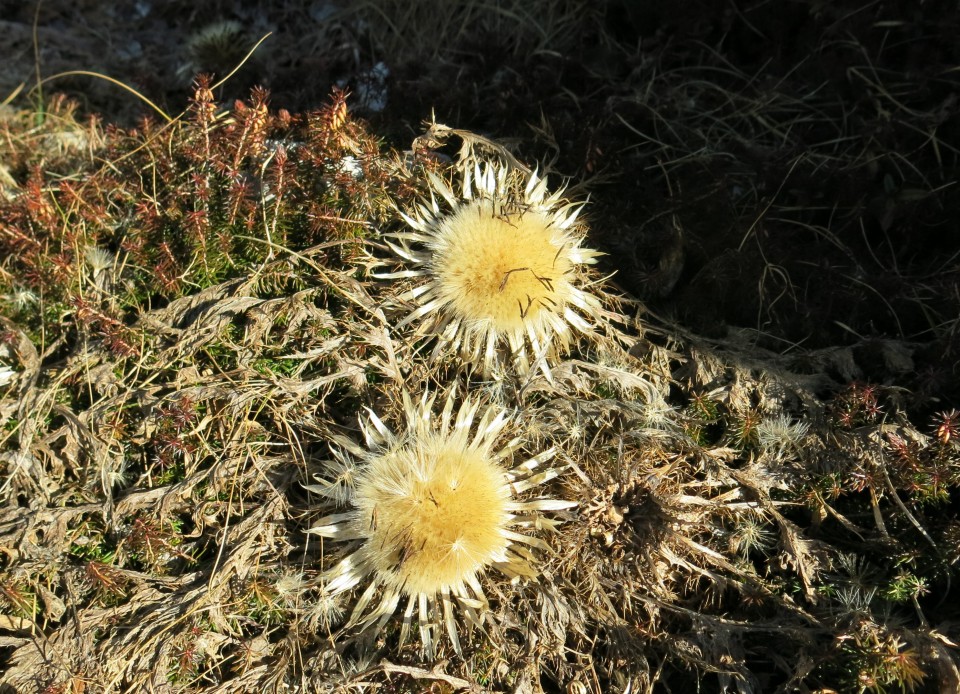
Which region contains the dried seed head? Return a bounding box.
[757,414,810,458]
[352,432,511,596]
[308,388,574,657]
[382,160,607,378]
[84,246,115,274]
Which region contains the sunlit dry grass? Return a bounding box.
[0,3,959,692]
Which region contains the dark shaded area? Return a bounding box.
[1,4,959,689]
[7,0,957,408]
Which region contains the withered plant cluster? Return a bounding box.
[0,80,958,694]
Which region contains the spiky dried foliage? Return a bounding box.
[0,86,408,693]
[514,333,960,693]
[2,35,960,694]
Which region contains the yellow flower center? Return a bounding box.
[435,200,573,332]
[356,435,510,595]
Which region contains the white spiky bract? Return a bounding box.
[83,246,115,274]
[381,160,605,378]
[306,389,574,657]
[757,414,810,458]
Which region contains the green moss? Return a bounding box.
[252,356,300,377]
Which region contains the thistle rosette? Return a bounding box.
[381,161,606,378]
[307,389,573,657]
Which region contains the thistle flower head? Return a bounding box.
[307,389,573,657]
[84,246,115,274]
[178,20,248,82]
[757,414,810,459]
[383,160,606,378]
